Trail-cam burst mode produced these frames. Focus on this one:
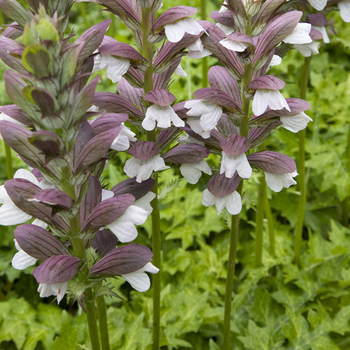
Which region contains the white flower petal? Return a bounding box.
[294,42,319,57]
[339,0,350,22]
[0,203,32,225]
[213,196,228,215]
[143,105,184,130]
[220,38,249,52]
[32,219,48,229]
[102,189,114,201]
[186,117,212,139]
[270,55,282,66]
[252,90,290,117]
[107,205,148,242]
[236,153,252,179]
[187,38,203,52]
[280,112,313,133]
[188,48,212,59]
[122,262,159,292]
[225,191,242,215]
[177,17,203,36]
[37,282,67,304]
[220,153,252,179]
[283,23,312,45]
[134,192,156,215]
[100,55,130,83]
[202,189,215,207]
[181,159,212,184]
[164,22,186,42]
[216,23,234,35]
[313,25,330,43]
[308,0,327,10]
[219,0,228,13]
[12,241,37,270]
[0,185,11,205]
[265,172,298,192]
[14,169,40,186]
[175,64,187,77]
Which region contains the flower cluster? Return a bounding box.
[0,4,159,304]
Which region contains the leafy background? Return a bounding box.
[1,1,350,349]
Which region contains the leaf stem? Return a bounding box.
[262,180,275,256]
[97,295,110,350]
[255,176,264,267]
[4,142,13,179]
[294,56,311,265]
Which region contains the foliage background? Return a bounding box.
[1,1,350,349]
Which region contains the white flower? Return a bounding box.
[180,159,212,184]
[134,192,156,215]
[12,239,37,270]
[312,25,330,43]
[186,117,212,139]
[220,152,252,179]
[265,171,298,192]
[122,262,159,292]
[219,0,229,13]
[37,282,67,304]
[280,112,313,133]
[124,155,170,183]
[185,100,223,132]
[202,189,242,215]
[111,123,137,151]
[270,55,282,66]
[177,134,205,145]
[96,54,130,83]
[220,38,249,52]
[142,105,185,131]
[107,205,149,242]
[187,38,212,59]
[216,23,235,35]
[175,64,187,77]
[252,89,290,117]
[283,23,312,45]
[339,0,350,22]
[164,17,204,43]
[294,41,319,57]
[308,0,327,11]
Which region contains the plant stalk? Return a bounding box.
[223,62,252,349]
[255,176,264,267]
[262,180,275,256]
[141,7,161,350]
[97,295,110,350]
[4,142,13,180]
[223,208,240,350]
[294,56,311,265]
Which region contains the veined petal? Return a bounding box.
[339,0,350,22]
[280,112,313,133]
[92,53,102,72]
[177,17,203,36]
[265,171,297,192]
[100,55,130,83]
[216,23,234,35]
[188,38,203,52]
[107,205,148,242]
[199,105,223,131]
[124,157,142,179]
[14,169,40,186]
[122,262,159,292]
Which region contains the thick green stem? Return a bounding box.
[255,177,264,267]
[223,62,252,349]
[141,8,161,350]
[97,295,110,350]
[262,181,275,256]
[294,56,311,265]
[223,205,240,350]
[4,142,13,180]
[201,0,208,87]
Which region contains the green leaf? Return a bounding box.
[22,44,51,78]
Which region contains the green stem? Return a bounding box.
[141,8,161,350]
[4,142,13,180]
[223,62,252,349]
[223,207,240,350]
[262,180,275,256]
[201,0,208,87]
[255,176,264,267]
[294,56,311,265]
[97,295,110,350]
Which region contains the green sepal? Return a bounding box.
[93,282,123,301]
[37,19,59,42]
[22,44,51,78]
